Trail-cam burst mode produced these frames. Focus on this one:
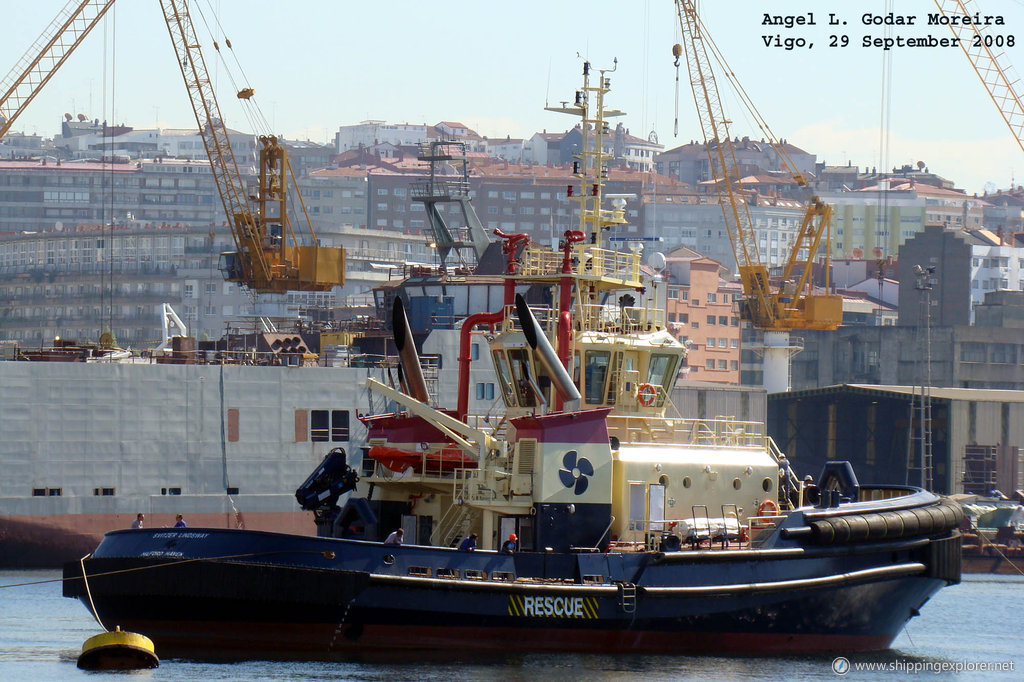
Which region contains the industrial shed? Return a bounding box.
[767,384,1024,496]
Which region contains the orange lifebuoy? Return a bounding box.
[637,383,657,407]
[756,498,779,518]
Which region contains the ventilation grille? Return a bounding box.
[516,438,538,474]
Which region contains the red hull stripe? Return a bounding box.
[124,621,894,656]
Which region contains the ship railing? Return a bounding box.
[410,179,471,199]
[577,303,664,334]
[497,303,557,335]
[517,245,642,286]
[606,415,765,448]
[623,513,747,552]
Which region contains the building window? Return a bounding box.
[331,410,350,441]
[707,315,716,325]
[471,343,480,360]
[679,313,688,323]
[707,293,717,303]
[718,316,729,325]
[311,409,330,441]
[960,343,986,363]
[718,338,727,348]
[705,359,715,369]
[718,359,727,369]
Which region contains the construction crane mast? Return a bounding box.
[1,0,344,294]
[674,0,842,392]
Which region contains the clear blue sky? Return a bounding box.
[4,0,1024,196]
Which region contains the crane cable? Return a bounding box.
[192,0,272,137]
[687,7,804,185]
[878,0,894,249]
[101,4,117,342]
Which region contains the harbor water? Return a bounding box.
[0,570,1020,680]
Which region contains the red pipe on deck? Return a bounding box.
[457,229,528,421]
[555,230,584,411]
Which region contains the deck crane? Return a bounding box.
[0,0,344,294]
[673,0,841,392]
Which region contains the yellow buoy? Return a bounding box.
[77,626,159,670]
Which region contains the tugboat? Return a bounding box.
[64,63,962,658]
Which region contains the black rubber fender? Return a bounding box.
[808,499,963,545]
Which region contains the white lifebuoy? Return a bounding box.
[637,383,657,407]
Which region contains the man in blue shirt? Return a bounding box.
[458,533,477,551]
[174,514,187,528]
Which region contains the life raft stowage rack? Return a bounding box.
[806,499,963,545]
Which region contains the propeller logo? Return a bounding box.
[558,450,593,495]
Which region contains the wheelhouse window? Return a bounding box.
[507,349,538,407]
[647,353,678,391]
[492,350,516,406]
[584,350,611,405]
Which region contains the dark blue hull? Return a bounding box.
[64,511,960,657]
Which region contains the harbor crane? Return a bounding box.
[673,0,842,392]
[933,0,1024,157]
[0,0,344,294]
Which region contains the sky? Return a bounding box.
[4,0,1024,196]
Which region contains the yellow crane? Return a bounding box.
[0,0,344,294]
[932,0,1024,156]
[673,0,841,392]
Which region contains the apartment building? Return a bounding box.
[663,253,742,384]
[820,181,986,260]
[655,137,816,191]
[897,225,1024,326]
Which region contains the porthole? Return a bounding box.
[383,554,395,565]
[682,476,692,489]
[659,474,670,487]
[732,477,742,490]
[762,477,773,493]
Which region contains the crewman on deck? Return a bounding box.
[458,533,478,551]
[501,533,518,554]
[131,513,144,529]
[384,528,404,545]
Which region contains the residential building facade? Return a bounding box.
[663,254,742,384]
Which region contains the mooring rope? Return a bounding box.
[0,548,339,591]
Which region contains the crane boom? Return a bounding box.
[0,0,114,139]
[160,0,343,293]
[933,0,1024,155]
[674,0,841,333]
[1,0,344,294]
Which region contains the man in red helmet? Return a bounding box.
[501,533,518,554]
